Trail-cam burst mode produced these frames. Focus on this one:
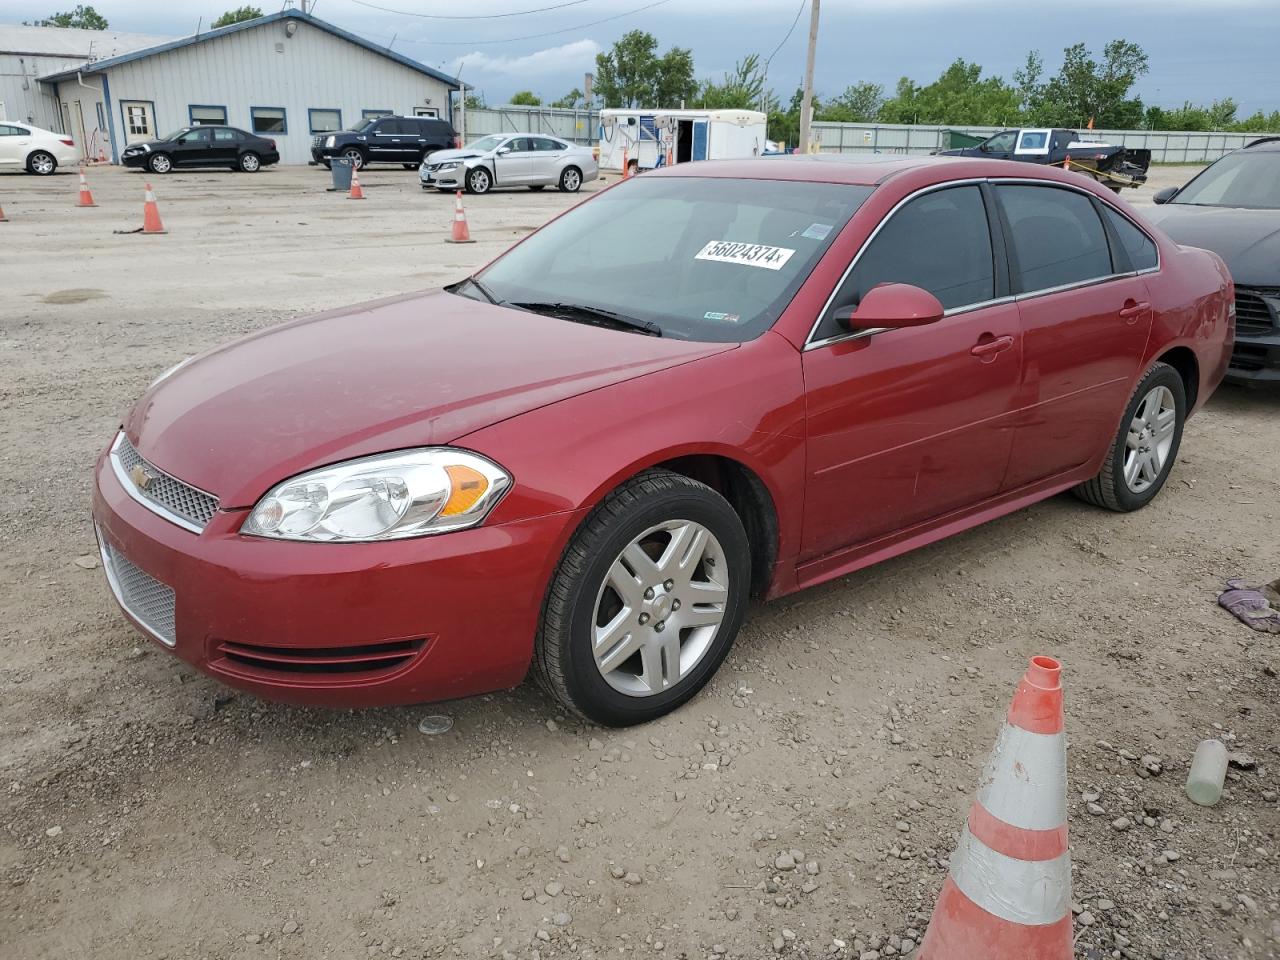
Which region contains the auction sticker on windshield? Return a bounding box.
[695,240,796,271]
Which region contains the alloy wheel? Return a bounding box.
[150,154,171,174]
[342,149,364,169]
[241,153,260,172]
[1124,385,1177,493]
[591,519,728,697]
[562,168,581,191]
[469,168,491,194]
[30,152,56,175]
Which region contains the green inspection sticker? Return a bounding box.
[704,311,742,323]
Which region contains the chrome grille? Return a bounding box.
[312,135,323,148]
[98,533,176,647]
[1235,288,1278,337]
[111,434,218,533]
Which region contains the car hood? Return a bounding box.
[1147,204,1280,287]
[125,139,168,151]
[424,148,486,164]
[124,291,733,508]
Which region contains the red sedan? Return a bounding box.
[93,156,1233,726]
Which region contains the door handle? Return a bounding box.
[970,335,1015,360]
[1119,300,1150,322]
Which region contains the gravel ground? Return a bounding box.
[1,162,1277,960]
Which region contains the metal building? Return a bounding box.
[28,10,459,165]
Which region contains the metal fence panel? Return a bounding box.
[463,105,599,145]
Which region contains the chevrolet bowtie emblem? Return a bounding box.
[130,463,155,492]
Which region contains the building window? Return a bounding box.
[309,108,342,133]
[362,109,392,121]
[189,105,227,125]
[250,106,287,134]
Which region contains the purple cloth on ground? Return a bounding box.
[1218,578,1280,634]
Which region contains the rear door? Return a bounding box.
[367,118,404,163]
[801,183,1023,560]
[529,136,566,184]
[993,182,1155,489]
[0,123,29,167]
[209,126,239,165]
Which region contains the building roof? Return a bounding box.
[38,10,459,88]
[0,23,173,59]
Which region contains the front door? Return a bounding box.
[801,184,1022,560]
[170,126,212,166]
[980,130,1016,160]
[120,101,154,146]
[992,183,1156,488]
[494,136,535,185]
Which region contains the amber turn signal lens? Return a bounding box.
[441,464,489,516]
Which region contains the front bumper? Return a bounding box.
[420,165,466,189]
[1225,328,1280,384]
[121,151,149,168]
[92,444,583,707]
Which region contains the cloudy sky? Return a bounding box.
[8,0,1279,116]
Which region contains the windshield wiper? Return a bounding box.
[510,301,663,337]
[454,276,502,305]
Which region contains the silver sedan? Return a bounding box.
[420,134,598,195]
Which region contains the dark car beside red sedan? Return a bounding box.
[93,155,1233,726]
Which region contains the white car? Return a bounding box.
[421,134,598,195]
[0,121,81,175]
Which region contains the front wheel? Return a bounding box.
[466,166,492,194]
[239,152,261,172]
[341,148,365,170]
[1073,361,1185,512]
[558,166,582,193]
[28,150,57,175]
[533,470,751,726]
[148,152,172,174]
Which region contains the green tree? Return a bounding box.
[766,87,813,149]
[509,90,542,106]
[879,61,1019,125]
[699,54,768,110]
[463,91,486,111]
[816,81,885,123]
[26,4,108,28]
[550,88,585,109]
[1029,40,1148,128]
[212,6,264,28]
[595,30,696,108]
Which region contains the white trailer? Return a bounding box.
[598,108,767,173]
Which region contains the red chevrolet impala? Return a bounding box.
[93,156,1233,726]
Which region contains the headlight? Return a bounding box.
[326,135,336,148]
[242,448,511,542]
[149,355,193,389]
[437,161,460,171]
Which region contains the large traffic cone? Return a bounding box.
[919,655,1072,960]
[0,201,8,222]
[445,191,475,244]
[348,167,365,200]
[141,182,167,234]
[77,167,97,207]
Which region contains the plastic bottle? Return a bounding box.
[1185,739,1228,806]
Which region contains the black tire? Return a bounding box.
[466,166,492,195]
[239,152,261,173]
[341,147,365,170]
[321,160,332,169]
[559,165,584,193]
[403,163,416,170]
[148,152,172,175]
[1073,361,1186,512]
[27,150,57,175]
[528,184,547,191]
[532,470,751,726]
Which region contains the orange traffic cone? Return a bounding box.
[348,167,365,200]
[919,656,1072,960]
[445,191,475,244]
[0,201,8,222]
[622,146,630,179]
[1062,154,1071,171]
[77,167,97,207]
[141,182,167,234]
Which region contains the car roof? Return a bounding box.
[647,154,1051,186]
[1242,137,1280,151]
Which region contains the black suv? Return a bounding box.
[311,116,457,170]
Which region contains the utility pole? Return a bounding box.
[798,0,820,154]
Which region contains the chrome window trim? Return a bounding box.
[95,525,176,648]
[803,176,1162,352]
[108,432,215,535]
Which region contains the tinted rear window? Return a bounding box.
[1102,207,1158,271]
[997,185,1112,293]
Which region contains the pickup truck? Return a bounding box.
[937,128,1151,190]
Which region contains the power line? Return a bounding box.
[379,0,674,45]
[763,0,805,75]
[346,0,595,20]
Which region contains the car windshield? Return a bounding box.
[1172,151,1280,209]
[163,128,192,140]
[468,176,874,342]
[467,135,506,153]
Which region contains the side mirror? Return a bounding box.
[833,283,945,331]
[1152,186,1178,205]
[497,147,511,155]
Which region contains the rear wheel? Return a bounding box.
[27,150,57,175]
[559,166,583,193]
[1073,361,1185,512]
[239,152,261,173]
[148,152,172,174]
[533,470,751,726]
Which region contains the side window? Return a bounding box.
[0,124,22,136]
[985,132,1016,152]
[504,137,531,153]
[822,185,995,337]
[996,185,1113,293]
[532,137,562,152]
[373,119,400,135]
[178,128,211,143]
[1102,207,1158,271]
[213,127,237,142]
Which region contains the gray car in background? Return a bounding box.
[420,134,598,195]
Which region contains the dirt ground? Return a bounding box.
[1,162,1277,960]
